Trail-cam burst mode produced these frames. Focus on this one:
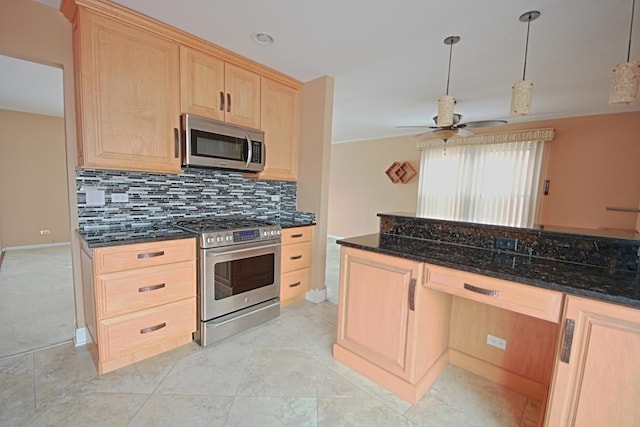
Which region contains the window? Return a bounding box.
[416,130,553,228]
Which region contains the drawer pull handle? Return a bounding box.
[290,233,304,238]
[408,278,417,311]
[173,128,179,158]
[219,91,224,111]
[140,322,166,334]
[290,255,303,260]
[227,93,231,112]
[560,318,575,364]
[463,283,500,298]
[138,283,166,293]
[289,281,301,288]
[137,250,165,259]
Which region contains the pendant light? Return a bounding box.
[609,0,640,106]
[437,36,460,126]
[511,10,541,116]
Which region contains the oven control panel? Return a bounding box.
[203,226,281,248]
[234,229,261,242]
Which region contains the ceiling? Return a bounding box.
[20,0,640,142]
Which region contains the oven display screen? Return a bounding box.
[233,229,260,242]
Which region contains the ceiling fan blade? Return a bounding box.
[396,125,438,129]
[457,128,474,137]
[462,120,508,129]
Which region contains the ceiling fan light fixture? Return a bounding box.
[433,128,458,142]
[437,95,455,126]
[511,10,540,117]
[609,0,639,106]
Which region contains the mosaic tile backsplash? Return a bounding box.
[76,168,314,230]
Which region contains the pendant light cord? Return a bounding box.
[627,0,636,62]
[522,13,532,80]
[445,41,453,95]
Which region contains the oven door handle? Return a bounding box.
[205,241,281,257]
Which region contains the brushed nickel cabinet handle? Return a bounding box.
[137,251,165,259]
[140,322,166,334]
[173,128,179,158]
[408,278,417,311]
[560,318,575,363]
[226,93,231,112]
[290,255,303,260]
[219,91,224,111]
[464,283,500,298]
[290,233,304,238]
[138,283,166,293]
[288,281,301,288]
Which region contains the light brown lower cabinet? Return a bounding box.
[545,295,640,427]
[333,247,451,404]
[80,237,197,374]
[280,226,314,307]
[334,246,640,424]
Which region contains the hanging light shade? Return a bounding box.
[511,11,540,117]
[609,0,639,105]
[437,36,460,126]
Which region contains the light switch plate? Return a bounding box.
[85,188,105,206]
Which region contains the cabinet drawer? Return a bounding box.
[95,260,196,319]
[97,297,196,361]
[281,241,312,273]
[282,226,313,245]
[93,238,195,274]
[426,265,563,323]
[281,267,311,302]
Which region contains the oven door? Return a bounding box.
[201,241,280,321]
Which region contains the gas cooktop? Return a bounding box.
[174,217,281,248]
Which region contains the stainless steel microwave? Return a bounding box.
[181,114,265,173]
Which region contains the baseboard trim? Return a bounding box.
[74,327,88,346]
[4,242,71,251]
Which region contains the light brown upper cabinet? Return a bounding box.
[180,46,261,130]
[258,77,300,181]
[72,9,182,173]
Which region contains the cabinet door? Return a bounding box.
[76,10,181,173]
[546,296,640,426]
[180,45,225,121]
[225,63,261,129]
[337,246,421,380]
[259,77,300,181]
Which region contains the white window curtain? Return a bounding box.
[416,139,546,228]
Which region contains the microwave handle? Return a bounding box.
[245,134,253,168]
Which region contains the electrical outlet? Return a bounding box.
[271,195,281,202]
[111,193,129,203]
[494,237,518,252]
[40,229,51,235]
[487,334,507,350]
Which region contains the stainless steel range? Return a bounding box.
[174,217,281,346]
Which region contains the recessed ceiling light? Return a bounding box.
[251,33,274,46]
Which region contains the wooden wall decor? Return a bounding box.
[385,161,416,183]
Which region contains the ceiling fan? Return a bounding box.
[398,35,507,142]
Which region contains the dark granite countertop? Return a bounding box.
[337,233,640,309]
[78,223,196,248]
[78,215,315,248]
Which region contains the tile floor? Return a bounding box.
[0,244,75,358]
[1,300,542,427]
